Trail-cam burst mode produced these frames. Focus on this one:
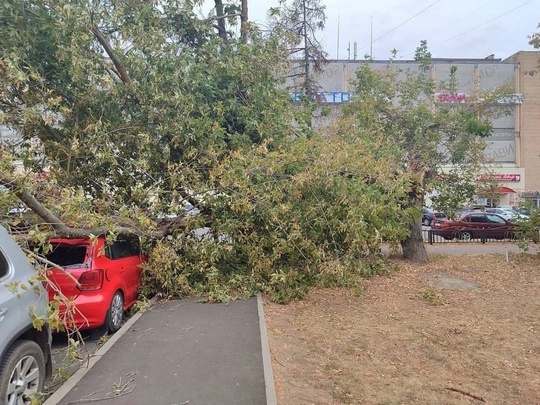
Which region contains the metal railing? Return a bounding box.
[422,228,518,244]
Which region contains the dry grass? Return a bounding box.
[264,253,540,405]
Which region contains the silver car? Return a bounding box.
[0,225,52,404]
[485,207,529,221]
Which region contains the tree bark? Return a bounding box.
[400,153,430,263]
[91,25,131,85]
[400,217,429,263]
[214,0,228,42]
[0,176,174,239]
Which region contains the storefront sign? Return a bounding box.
[474,173,521,182]
[435,93,523,104]
[435,93,472,103]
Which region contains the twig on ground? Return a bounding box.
[65,372,137,404]
[446,387,486,402]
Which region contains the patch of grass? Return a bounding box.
[351,285,364,297]
[418,287,442,305]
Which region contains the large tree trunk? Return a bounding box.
[401,218,429,263]
[401,155,430,263]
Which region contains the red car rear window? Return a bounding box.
[45,245,88,267]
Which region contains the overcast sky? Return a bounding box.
[201,0,539,60]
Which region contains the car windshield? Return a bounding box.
[45,245,88,267]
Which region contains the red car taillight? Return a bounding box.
[78,269,104,291]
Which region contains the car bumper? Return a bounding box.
[52,291,111,331]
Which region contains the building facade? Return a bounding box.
[295,52,540,207]
[504,52,540,206]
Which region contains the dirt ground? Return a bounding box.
[264,252,540,405]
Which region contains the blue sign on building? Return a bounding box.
[291,91,351,104]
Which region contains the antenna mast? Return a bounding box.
[370,16,373,58]
[337,15,340,59]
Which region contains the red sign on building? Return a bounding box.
[475,174,521,182]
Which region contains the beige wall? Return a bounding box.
[505,52,540,193]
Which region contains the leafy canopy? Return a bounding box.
[1,0,408,301]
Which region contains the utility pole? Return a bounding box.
[241,0,248,44]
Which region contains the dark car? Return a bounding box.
[422,208,446,227]
[431,212,516,240]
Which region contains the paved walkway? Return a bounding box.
[44,295,276,405]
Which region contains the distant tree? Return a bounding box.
[527,22,540,75]
[214,0,229,41]
[210,0,249,43]
[338,42,511,263]
[529,23,540,48]
[268,0,327,98]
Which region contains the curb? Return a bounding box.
[257,292,277,405]
[43,297,157,405]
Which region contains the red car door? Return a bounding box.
[92,239,126,299]
[485,213,513,239]
[462,213,490,238]
[105,239,142,309]
[461,213,511,239]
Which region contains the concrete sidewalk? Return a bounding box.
[384,242,537,256]
[44,295,276,405]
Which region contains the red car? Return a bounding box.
[431,212,516,240]
[44,236,144,333]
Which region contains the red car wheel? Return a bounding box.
[106,291,124,333]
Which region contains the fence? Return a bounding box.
[422,228,519,244]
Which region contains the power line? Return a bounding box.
[397,0,498,57]
[426,0,534,51]
[358,0,442,52]
[422,0,494,42]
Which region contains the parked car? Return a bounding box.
[44,236,144,333]
[431,212,516,240]
[497,205,532,218]
[422,208,446,226]
[485,207,528,221]
[0,224,52,404]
